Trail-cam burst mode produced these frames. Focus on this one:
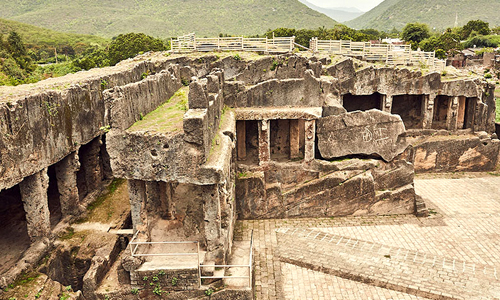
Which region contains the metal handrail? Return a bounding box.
[199,229,254,288]
[129,230,254,288]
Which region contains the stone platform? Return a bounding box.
[234,174,500,299]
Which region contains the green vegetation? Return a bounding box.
[347,0,500,31]
[496,96,500,123]
[128,87,189,133]
[265,25,395,49]
[0,0,337,38]
[0,26,169,86]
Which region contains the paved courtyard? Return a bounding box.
[234,174,500,300]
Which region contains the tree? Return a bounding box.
[402,23,430,45]
[461,20,490,40]
[108,33,166,65]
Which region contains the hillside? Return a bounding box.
[298,0,363,22]
[0,18,108,48]
[347,0,500,31]
[0,0,337,38]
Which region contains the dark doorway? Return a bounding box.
[343,93,383,112]
[0,185,31,276]
[47,165,62,227]
[270,120,291,161]
[432,96,450,130]
[391,95,425,129]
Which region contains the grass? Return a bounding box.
[127,86,188,133]
[496,97,500,123]
[0,18,107,48]
[76,178,127,223]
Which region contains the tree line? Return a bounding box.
[0,32,167,85]
[2,19,499,86]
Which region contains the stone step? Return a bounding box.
[276,228,500,300]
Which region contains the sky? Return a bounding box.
[306,0,385,12]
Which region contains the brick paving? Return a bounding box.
[234,174,500,299]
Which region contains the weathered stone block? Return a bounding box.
[317,109,408,161]
[188,81,208,109]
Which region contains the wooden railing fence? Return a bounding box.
[310,38,445,71]
[171,33,294,53]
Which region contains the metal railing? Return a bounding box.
[310,38,445,71]
[171,33,294,54]
[129,230,254,288]
[200,230,254,288]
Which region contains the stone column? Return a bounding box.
[447,96,459,131]
[423,95,435,129]
[383,94,393,113]
[258,120,270,165]
[19,169,51,241]
[55,152,81,216]
[128,180,149,236]
[236,121,246,160]
[202,184,223,264]
[290,120,301,159]
[304,120,316,161]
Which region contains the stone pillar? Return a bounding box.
[290,119,301,159]
[423,95,435,129]
[202,184,223,264]
[447,96,459,131]
[236,121,246,160]
[19,169,51,241]
[258,120,270,165]
[55,152,81,216]
[383,94,393,113]
[128,180,149,236]
[304,120,316,161]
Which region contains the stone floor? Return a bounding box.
[234,174,500,300]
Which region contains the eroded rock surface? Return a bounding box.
[317,109,408,161]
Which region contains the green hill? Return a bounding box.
[347,0,500,31]
[0,0,338,38]
[0,18,108,48]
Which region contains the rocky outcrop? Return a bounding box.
[317,110,408,161]
[412,134,500,172]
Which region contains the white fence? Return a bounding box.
[171,33,294,53]
[310,38,445,71]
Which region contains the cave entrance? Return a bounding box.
[0,184,31,276]
[76,136,102,201]
[457,97,476,129]
[432,96,451,130]
[391,95,425,129]
[47,165,62,228]
[342,93,383,112]
[270,119,305,161]
[236,120,259,165]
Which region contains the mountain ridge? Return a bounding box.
[0,0,338,38]
[347,0,500,31]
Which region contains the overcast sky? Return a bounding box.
[306,0,385,12]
